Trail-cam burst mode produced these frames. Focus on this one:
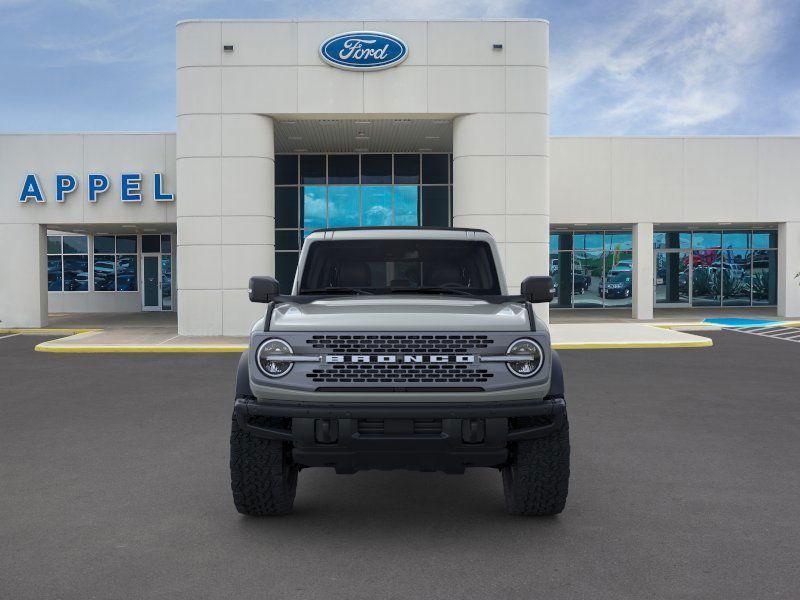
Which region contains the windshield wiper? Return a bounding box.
[390,286,478,298]
[299,287,374,295]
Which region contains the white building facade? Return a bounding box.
[1,19,798,333]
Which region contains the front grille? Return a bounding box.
[307,363,493,384]
[306,334,493,354]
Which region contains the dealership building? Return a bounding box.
[1,19,799,335]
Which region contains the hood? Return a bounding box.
[269,295,531,332]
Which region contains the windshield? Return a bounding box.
[299,239,502,295]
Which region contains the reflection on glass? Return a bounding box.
[142,256,158,306]
[63,235,88,254]
[752,231,777,249]
[116,235,137,254]
[722,249,751,306]
[275,252,299,294]
[47,256,62,291]
[47,235,61,254]
[117,255,137,291]
[275,187,299,228]
[394,154,420,184]
[300,155,325,184]
[362,186,392,226]
[654,231,691,249]
[692,231,721,249]
[722,231,750,249]
[655,251,690,305]
[94,235,115,253]
[394,186,419,226]
[604,250,633,306]
[327,155,358,184]
[574,233,603,250]
[161,235,172,254]
[302,186,326,230]
[550,251,573,308]
[421,186,449,226]
[604,232,632,251]
[573,250,603,307]
[327,186,359,228]
[141,234,160,253]
[161,255,172,310]
[63,255,88,291]
[94,255,116,291]
[691,250,721,306]
[752,249,777,305]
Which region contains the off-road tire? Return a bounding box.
[230,411,298,516]
[502,412,570,516]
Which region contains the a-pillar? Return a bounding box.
[0,224,47,327]
[632,222,654,320]
[452,112,550,320]
[177,114,275,335]
[778,221,800,318]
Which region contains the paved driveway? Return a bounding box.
[1,332,798,599]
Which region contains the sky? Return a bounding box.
[0,0,798,135]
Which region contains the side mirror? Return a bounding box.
[521,276,555,303]
[248,276,280,303]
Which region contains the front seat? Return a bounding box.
[336,262,372,288]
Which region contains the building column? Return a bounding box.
[452,112,550,321]
[778,221,800,318]
[0,224,47,328]
[177,114,275,336]
[632,222,654,320]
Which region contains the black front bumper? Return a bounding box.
[234,396,566,473]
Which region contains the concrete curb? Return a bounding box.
[35,343,246,353]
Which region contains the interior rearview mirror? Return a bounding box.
[248,276,280,303]
[521,276,555,303]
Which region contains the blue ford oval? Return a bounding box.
[319,31,408,71]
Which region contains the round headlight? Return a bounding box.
[256,338,293,378]
[506,338,544,378]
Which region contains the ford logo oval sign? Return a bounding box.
[319,31,408,71]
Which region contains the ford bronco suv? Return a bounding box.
[231,228,569,516]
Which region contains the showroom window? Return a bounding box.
[47,235,89,292]
[654,229,777,307]
[274,153,453,293]
[93,235,138,292]
[549,231,633,309]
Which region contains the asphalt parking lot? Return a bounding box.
[1,331,799,599]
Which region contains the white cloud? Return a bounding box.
[551,0,790,133]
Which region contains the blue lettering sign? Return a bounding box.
[121,173,142,202]
[56,174,77,202]
[153,173,174,202]
[87,173,109,203]
[19,174,45,203]
[319,31,408,70]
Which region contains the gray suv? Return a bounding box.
[231,228,569,516]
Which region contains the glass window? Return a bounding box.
[361,154,391,184]
[549,234,560,254]
[394,154,420,184]
[275,155,298,186]
[362,186,392,226]
[327,186,360,228]
[722,231,750,249]
[604,251,633,307]
[63,255,89,291]
[161,255,172,310]
[62,235,88,254]
[573,250,603,307]
[691,250,721,306]
[116,235,137,254]
[394,186,419,226]
[93,255,116,291]
[722,249,751,306]
[655,251,690,305]
[276,252,299,294]
[116,256,137,291]
[328,155,359,184]
[604,232,632,251]
[47,235,62,254]
[421,186,449,226]
[752,230,777,249]
[421,154,448,184]
[573,233,603,250]
[47,256,62,291]
[275,230,299,251]
[161,235,172,254]
[94,235,115,253]
[302,186,326,230]
[141,234,160,253]
[654,231,691,249]
[692,231,721,249]
[752,249,777,305]
[300,155,325,184]
[275,187,299,228]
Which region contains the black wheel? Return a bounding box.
[230,411,298,516]
[502,412,570,516]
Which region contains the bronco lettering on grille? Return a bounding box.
[324,354,475,364]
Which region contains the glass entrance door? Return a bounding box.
[142,255,161,311]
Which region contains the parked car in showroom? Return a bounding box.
[231,228,569,517]
[599,272,632,299]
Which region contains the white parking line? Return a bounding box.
[726,326,800,343]
[0,333,21,341]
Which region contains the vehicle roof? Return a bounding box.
[304,227,494,242]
